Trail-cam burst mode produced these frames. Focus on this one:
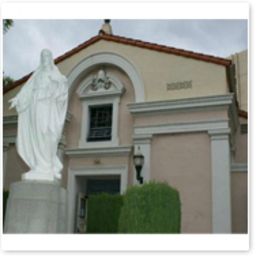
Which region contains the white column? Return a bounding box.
[209,129,231,233]
[133,135,152,185]
[3,142,9,186]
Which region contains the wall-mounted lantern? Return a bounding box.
[133,146,144,184]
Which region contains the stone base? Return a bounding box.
[4,181,67,233]
[22,170,61,181]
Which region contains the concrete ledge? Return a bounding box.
[65,145,132,157]
[4,181,67,233]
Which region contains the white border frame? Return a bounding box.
[79,96,120,148]
[77,71,125,148]
[1,1,250,252]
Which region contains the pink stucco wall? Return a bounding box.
[150,133,212,233]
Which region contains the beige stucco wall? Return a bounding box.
[150,133,212,233]
[4,39,229,116]
[230,50,248,112]
[59,40,229,102]
[231,172,248,233]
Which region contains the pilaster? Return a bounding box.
[208,129,232,233]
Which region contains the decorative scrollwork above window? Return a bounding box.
[91,69,111,91]
[77,68,125,99]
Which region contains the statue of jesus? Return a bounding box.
[9,49,68,181]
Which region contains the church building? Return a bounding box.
[3,20,248,234]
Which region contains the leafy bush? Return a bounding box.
[87,193,123,233]
[118,182,181,233]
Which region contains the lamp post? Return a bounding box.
[133,147,144,184]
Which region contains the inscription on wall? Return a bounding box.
[167,80,192,91]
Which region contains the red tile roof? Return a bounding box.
[4,32,232,94]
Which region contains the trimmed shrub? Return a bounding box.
[118,182,181,233]
[87,193,123,233]
[3,190,9,224]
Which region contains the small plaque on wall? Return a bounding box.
[167,80,192,91]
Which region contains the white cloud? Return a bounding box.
[3,19,247,80]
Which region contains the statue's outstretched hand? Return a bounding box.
[9,97,18,110]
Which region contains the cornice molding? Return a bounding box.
[231,163,248,173]
[130,94,239,150]
[69,164,128,173]
[65,145,132,157]
[128,94,235,115]
[134,120,229,136]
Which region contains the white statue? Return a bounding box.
[9,49,68,181]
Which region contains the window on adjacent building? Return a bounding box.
[87,105,113,142]
[240,123,248,134]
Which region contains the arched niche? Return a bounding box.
[67,52,145,102]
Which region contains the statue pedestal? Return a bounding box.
[4,181,67,233]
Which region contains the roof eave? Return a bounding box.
[3,33,232,94]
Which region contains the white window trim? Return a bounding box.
[77,72,124,148]
[79,97,120,148]
[67,165,128,233]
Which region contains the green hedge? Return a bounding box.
[118,182,181,233]
[87,193,123,233]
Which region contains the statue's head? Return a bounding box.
[40,49,53,69]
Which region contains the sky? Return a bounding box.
[3,19,247,80]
